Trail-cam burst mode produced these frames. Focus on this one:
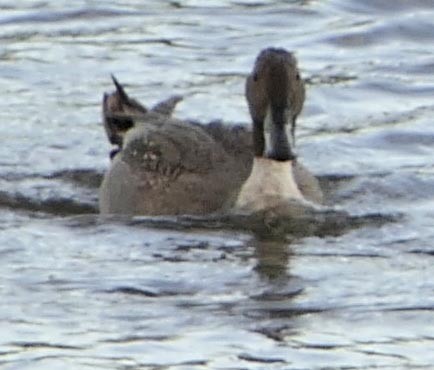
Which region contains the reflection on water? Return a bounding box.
[253,240,292,280]
[1,0,434,369]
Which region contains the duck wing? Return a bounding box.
[151,95,183,116]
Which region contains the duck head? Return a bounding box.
[235,48,307,212]
[245,47,305,161]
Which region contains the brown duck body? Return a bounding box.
[100,117,249,214]
[99,117,321,215]
[99,49,323,215]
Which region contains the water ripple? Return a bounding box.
[1,0,434,368]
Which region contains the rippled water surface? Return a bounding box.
[1,1,434,369]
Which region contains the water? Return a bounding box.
[1,1,434,369]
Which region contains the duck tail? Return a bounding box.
[111,74,129,103]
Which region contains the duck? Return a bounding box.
[99,47,323,215]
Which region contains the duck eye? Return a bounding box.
[253,73,258,82]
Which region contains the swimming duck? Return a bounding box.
[99,47,323,215]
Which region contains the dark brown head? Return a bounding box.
[245,48,305,161]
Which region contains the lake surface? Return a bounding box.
[1,1,434,369]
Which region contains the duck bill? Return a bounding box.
[263,106,295,161]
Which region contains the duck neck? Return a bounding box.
[235,157,304,211]
[254,106,296,161]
